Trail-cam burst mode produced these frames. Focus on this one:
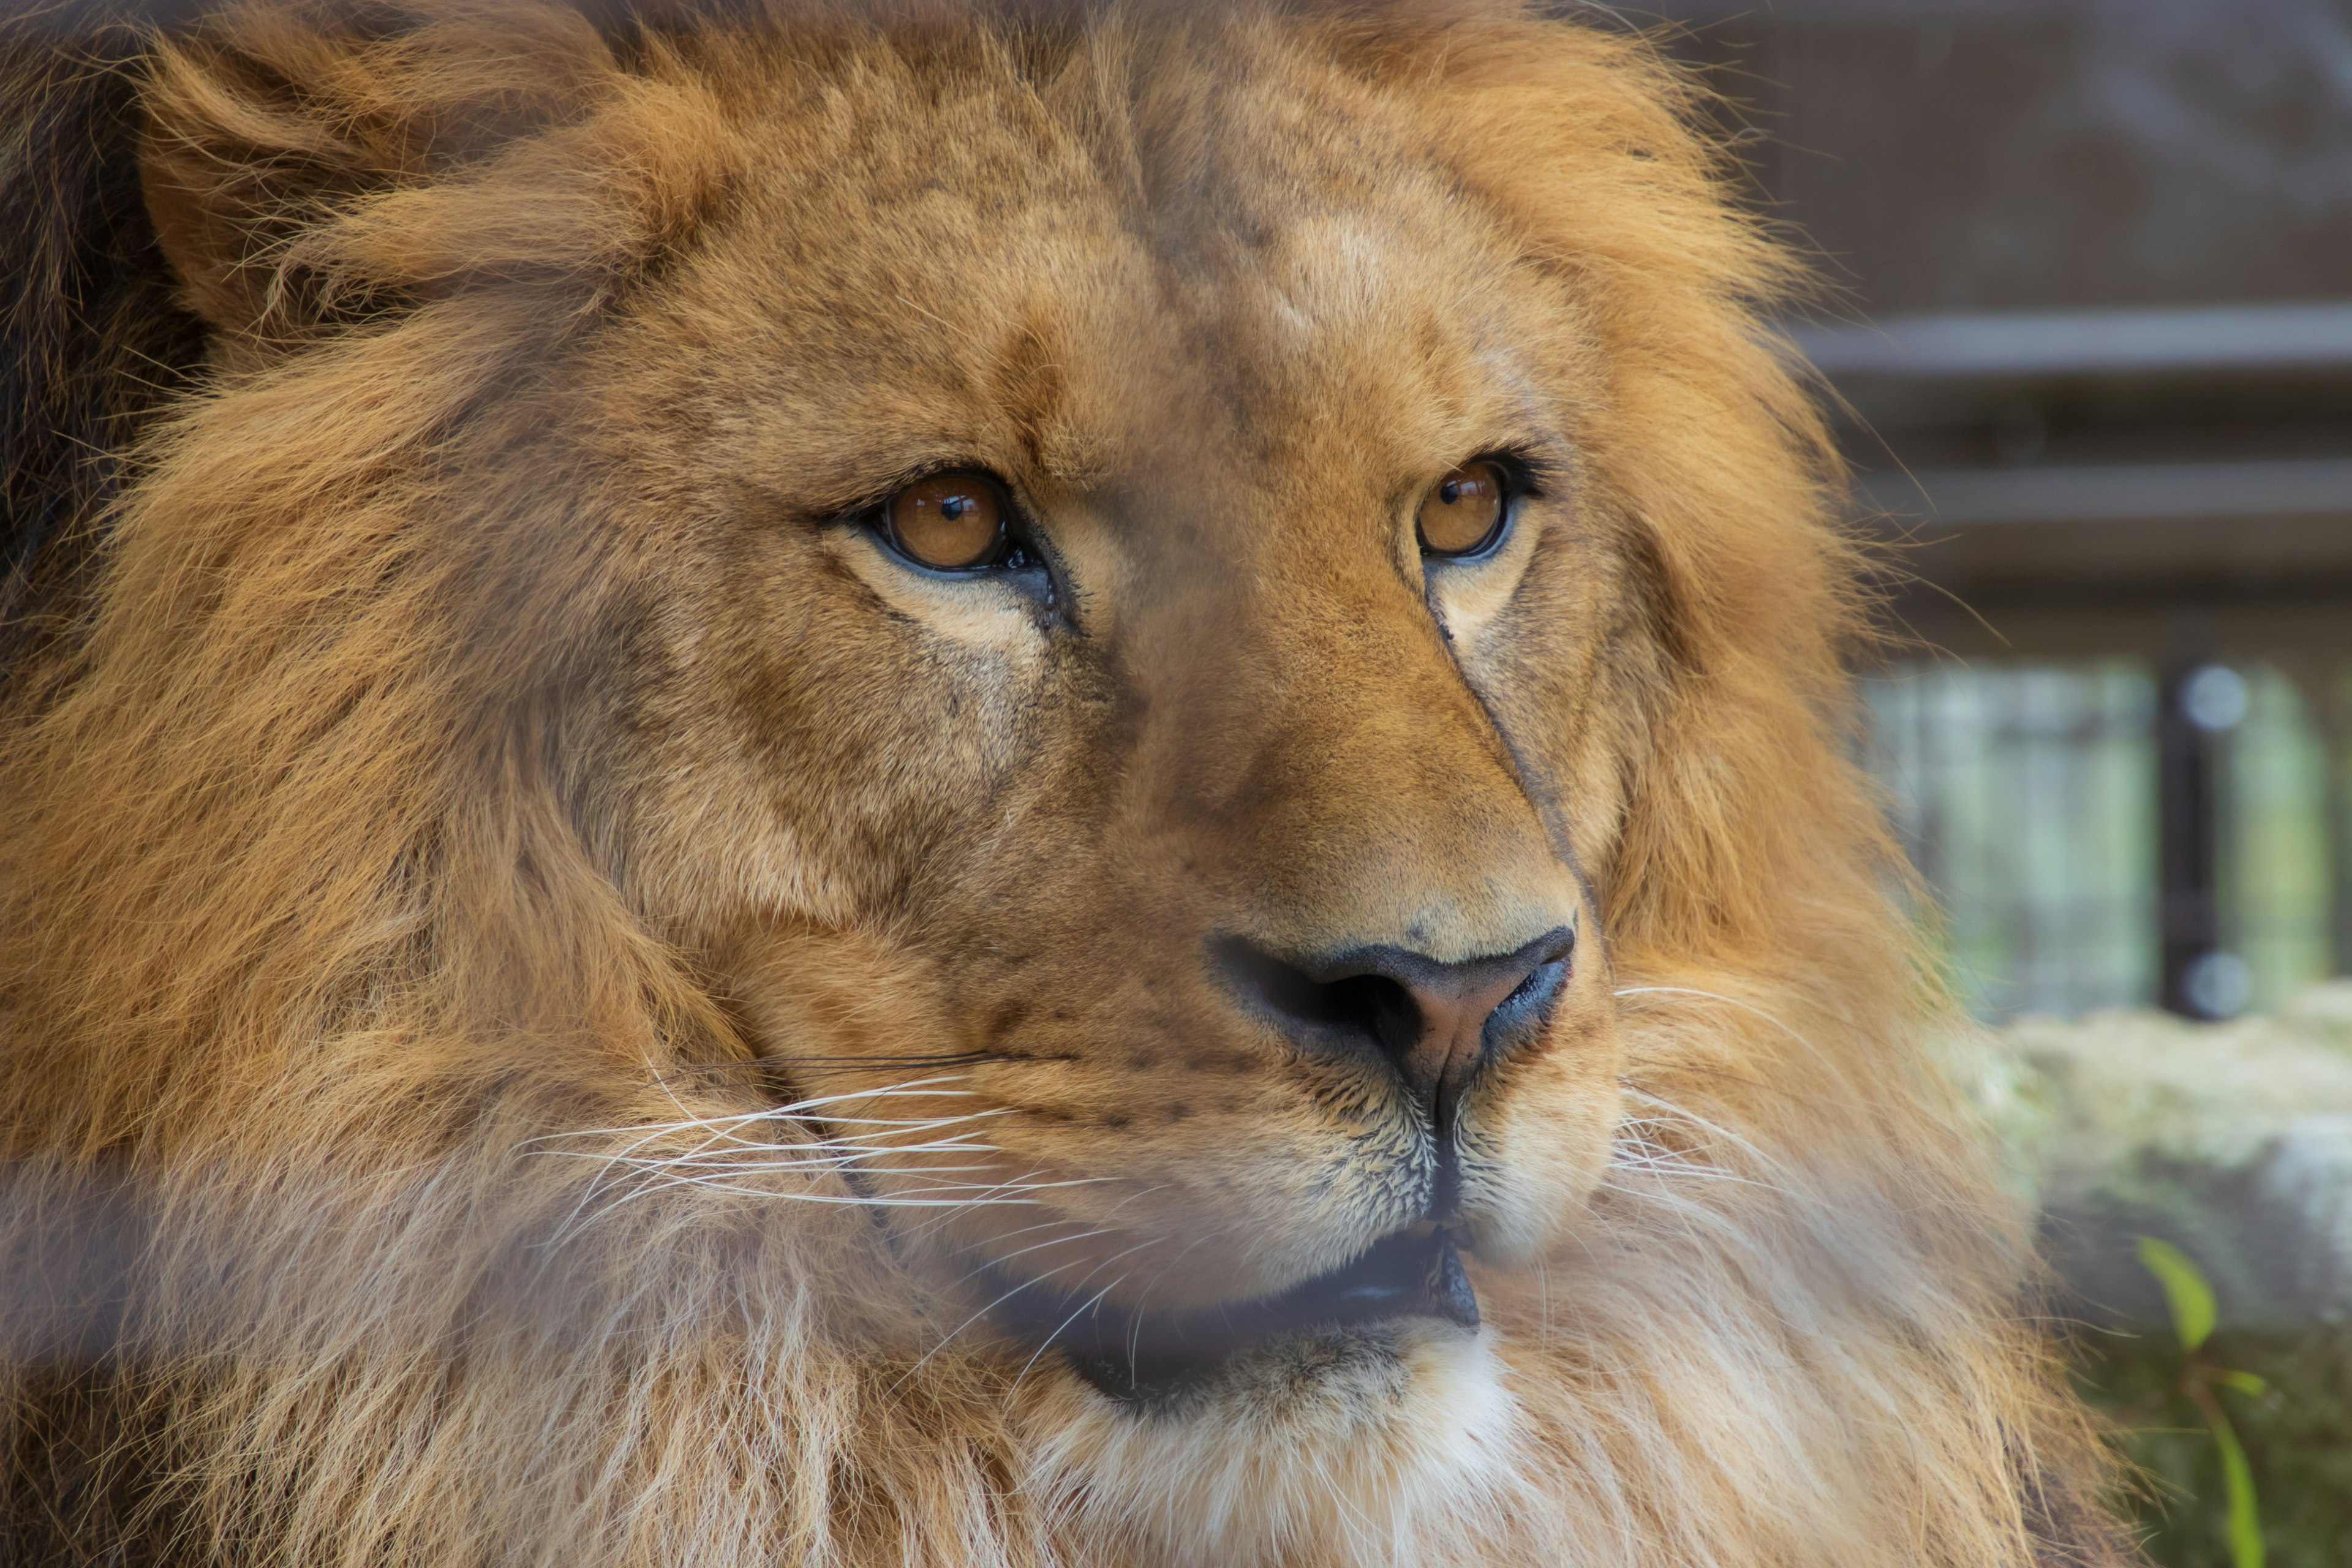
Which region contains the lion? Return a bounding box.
[0,2,2135,1564]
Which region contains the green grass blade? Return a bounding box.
[2201,1401,2258,1568]
[2136,1235,2217,1352]
[2205,1403,2264,1568]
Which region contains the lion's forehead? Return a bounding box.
[650,51,1557,514]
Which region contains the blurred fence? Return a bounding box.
[1864,660,2351,1020]
[1640,1,2352,1025]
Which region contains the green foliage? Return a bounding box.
[2206,1411,2262,1568]
[2079,1331,2352,1568]
[2122,1238,2263,1568]
[2137,1237,2218,1354]
[2073,1246,2352,1568]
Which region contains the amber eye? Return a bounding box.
[1415,461,1508,558]
[880,470,1010,570]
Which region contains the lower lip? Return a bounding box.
[986,1226,1480,1401]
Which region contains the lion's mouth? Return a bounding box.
[989,1225,1480,1401]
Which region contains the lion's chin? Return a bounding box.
[1020,1319,1521,1568]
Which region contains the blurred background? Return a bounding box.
[1642,2,2352,1560]
[1666,0,2352,1023]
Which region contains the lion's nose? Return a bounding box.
[1215,925,1575,1117]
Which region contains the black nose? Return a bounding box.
[1214,925,1575,1117]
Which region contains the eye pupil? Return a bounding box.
[1416,461,1507,558]
[881,470,1009,570]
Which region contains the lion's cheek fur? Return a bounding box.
[577,569,1068,940]
[1019,1327,1521,1568]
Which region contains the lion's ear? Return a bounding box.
[137,2,624,344]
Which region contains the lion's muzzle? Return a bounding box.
[1215,924,1576,1207]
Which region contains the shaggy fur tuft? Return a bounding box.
[1,3,2137,1564]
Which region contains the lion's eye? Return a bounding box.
[880,470,1011,570]
[1415,461,1507,558]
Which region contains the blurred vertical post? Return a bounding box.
[2159,649,2251,1020]
[2158,659,2220,1017]
[2329,673,2352,979]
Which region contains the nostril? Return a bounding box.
[1212,938,1422,1060]
[1501,963,1548,1008]
[1484,956,1568,1047]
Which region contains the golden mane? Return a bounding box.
[0,4,2131,1564]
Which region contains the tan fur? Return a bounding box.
[0,3,2133,1564]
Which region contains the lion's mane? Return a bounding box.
[0,4,2132,1565]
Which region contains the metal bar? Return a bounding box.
[2327,673,2352,979]
[1793,301,2352,380]
[1853,458,2352,527]
[2157,656,2225,1017]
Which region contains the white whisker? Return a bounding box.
[521,1075,985,1147]
[1010,1267,1136,1398]
[892,1250,1103,1390]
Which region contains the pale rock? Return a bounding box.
[1966,983,2352,1330]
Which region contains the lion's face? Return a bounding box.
[556,29,1630,1402]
